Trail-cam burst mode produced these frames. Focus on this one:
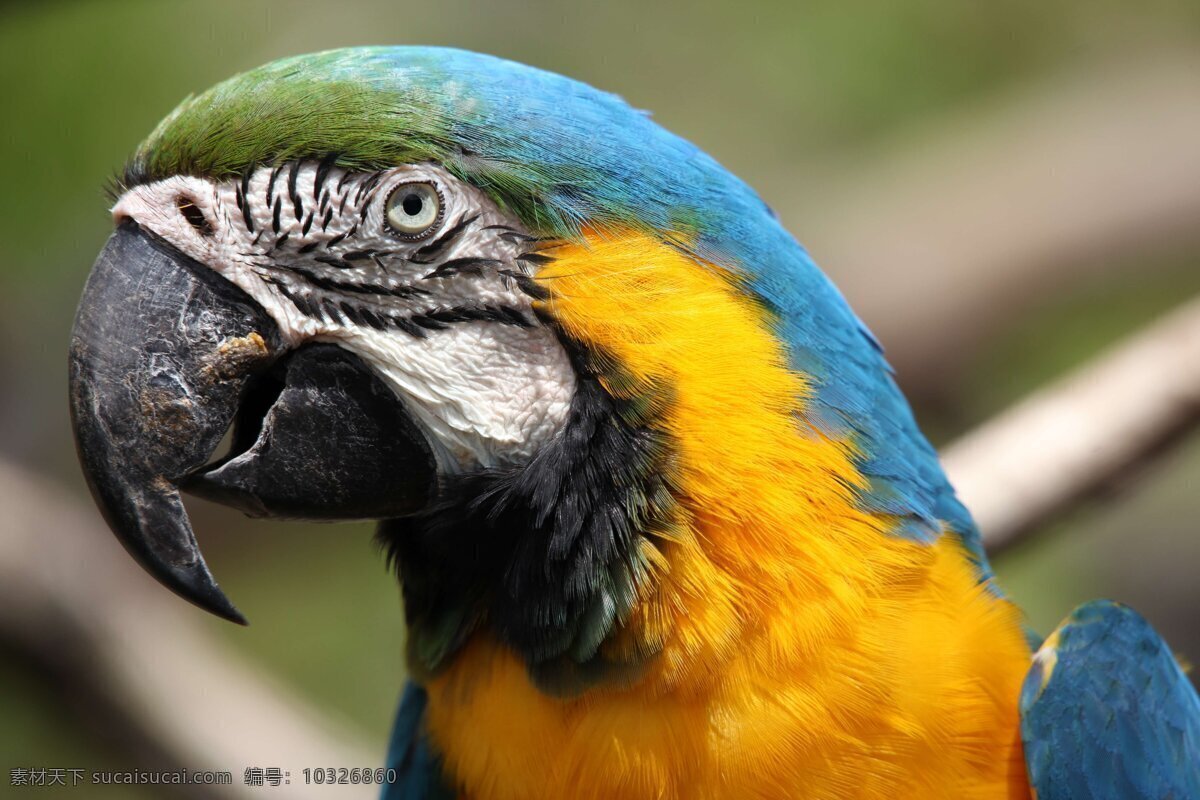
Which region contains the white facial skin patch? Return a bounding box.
[111,163,577,472]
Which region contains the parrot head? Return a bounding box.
[71,47,977,690]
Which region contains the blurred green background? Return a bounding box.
[2,1,1199,796]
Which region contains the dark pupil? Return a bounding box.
[402,193,424,217]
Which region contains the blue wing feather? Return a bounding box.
[1020,600,1200,800]
[381,681,455,800]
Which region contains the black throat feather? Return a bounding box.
[378,339,678,696]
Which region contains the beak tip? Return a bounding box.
[220,605,250,627]
[191,579,249,626]
[131,540,249,625]
[147,542,249,625]
[173,572,249,624]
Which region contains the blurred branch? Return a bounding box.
[0,461,377,800]
[945,295,1200,554]
[788,51,1200,391]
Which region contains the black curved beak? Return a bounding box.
[69,222,278,623]
[69,222,435,623]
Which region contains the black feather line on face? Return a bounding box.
[288,264,431,300]
[285,289,323,321]
[409,214,480,264]
[313,254,354,269]
[288,159,304,220]
[355,170,385,205]
[359,307,388,331]
[501,231,538,245]
[498,269,552,300]
[277,260,532,335]
[266,163,284,204]
[422,257,502,280]
[391,315,425,338]
[378,335,678,695]
[516,252,555,267]
[313,153,337,200]
[237,169,254,233]
[483,224,557,247]
[322,298,345,323]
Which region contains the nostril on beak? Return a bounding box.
[176,195,214,237]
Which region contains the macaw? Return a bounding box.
[68,47,1199,799]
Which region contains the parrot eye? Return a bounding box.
[385,182,443,239]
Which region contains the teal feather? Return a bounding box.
[1021,600,1200,799]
